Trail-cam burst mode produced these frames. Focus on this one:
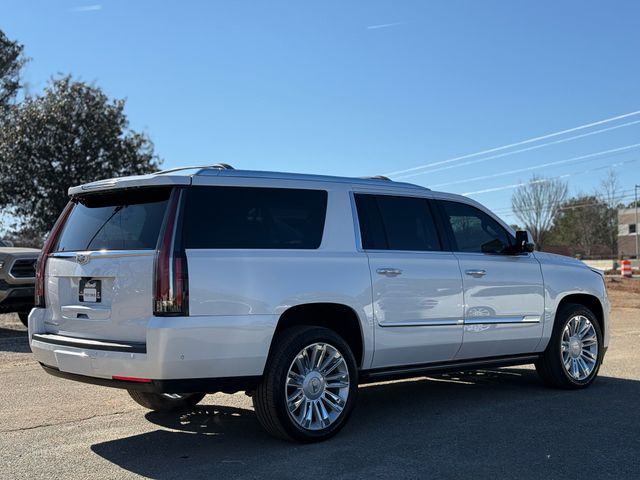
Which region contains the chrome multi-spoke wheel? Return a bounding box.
[285,343,350,431]
[561,315,598,381]
[536,303,602,389]
[253,326,357,442]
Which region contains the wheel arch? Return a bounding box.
[556,293,605,338]
[271,302,365,368]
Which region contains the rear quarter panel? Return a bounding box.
[185,179,375,368]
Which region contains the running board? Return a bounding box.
[359,354,540,384]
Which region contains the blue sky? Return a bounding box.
[3,0,640,223]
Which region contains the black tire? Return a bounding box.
[253,326,358,443]
[536,303,603,389]
[18,312,29,328]
[128,391,205,412]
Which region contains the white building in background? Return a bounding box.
[618,208,639,259]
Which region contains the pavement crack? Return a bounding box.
[0,410,137,433]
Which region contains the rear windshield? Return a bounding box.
[183,186,327,249]
[53,188,171,252]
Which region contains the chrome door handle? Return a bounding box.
[465,269,487,278]
[376,268,402,277]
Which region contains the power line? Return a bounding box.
[392,118,640,180]
[497,194,637,224]
[429,143,640,189]
[492,190,633,213]
[491,190,638,217]
[384,109,640,178]
[462,157,640,196]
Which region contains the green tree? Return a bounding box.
[0,76,160,239]
[0,30,26,117]
[549,195,609,257]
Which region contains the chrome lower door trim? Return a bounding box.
[464,316,540,325]
[379,319,463,327]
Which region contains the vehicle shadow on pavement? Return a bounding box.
[90,369,640,479]
[0,326,29,353]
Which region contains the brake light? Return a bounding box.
[112,376,152,383]
[35,202,75,308]
[153,189,189,316]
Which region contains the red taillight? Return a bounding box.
[112,376,152,383]
[35,202,75,308]
[153,189,189,316]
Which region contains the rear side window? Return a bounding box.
[183,187,327,249]
[354,194,441,251]
[439,200,512,254]
[54,187,171,252]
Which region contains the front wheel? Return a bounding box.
[536,303,603,389]
[253,326,358,442]
[128,391,205,412]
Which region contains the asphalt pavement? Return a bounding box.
[1,302,638,480]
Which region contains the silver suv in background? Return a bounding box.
[1,245,40,326]
[29,165,609,442]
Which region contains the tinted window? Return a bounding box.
[354,194,387,249]
[183,187,327,249]
[355,194,441,251]
[440,200,512,253]
[54,188,171,252]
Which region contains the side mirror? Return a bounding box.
[515,230,535,253]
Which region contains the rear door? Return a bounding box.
[436,200,545,359]
[354,193,465,368]
[44,187,172,343]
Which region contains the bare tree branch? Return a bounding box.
[511,175,568,249]
[599,169,621,257]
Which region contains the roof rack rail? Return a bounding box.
[153,163,235,175]
[364,175,392,181]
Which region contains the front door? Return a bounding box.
[437,200,545,360]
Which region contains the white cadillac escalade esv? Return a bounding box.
[29,164,609,442]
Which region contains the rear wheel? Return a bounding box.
[17,312,29,328]
[128,391,205,412]
[253,326,358,443]
[536,303,603,389]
